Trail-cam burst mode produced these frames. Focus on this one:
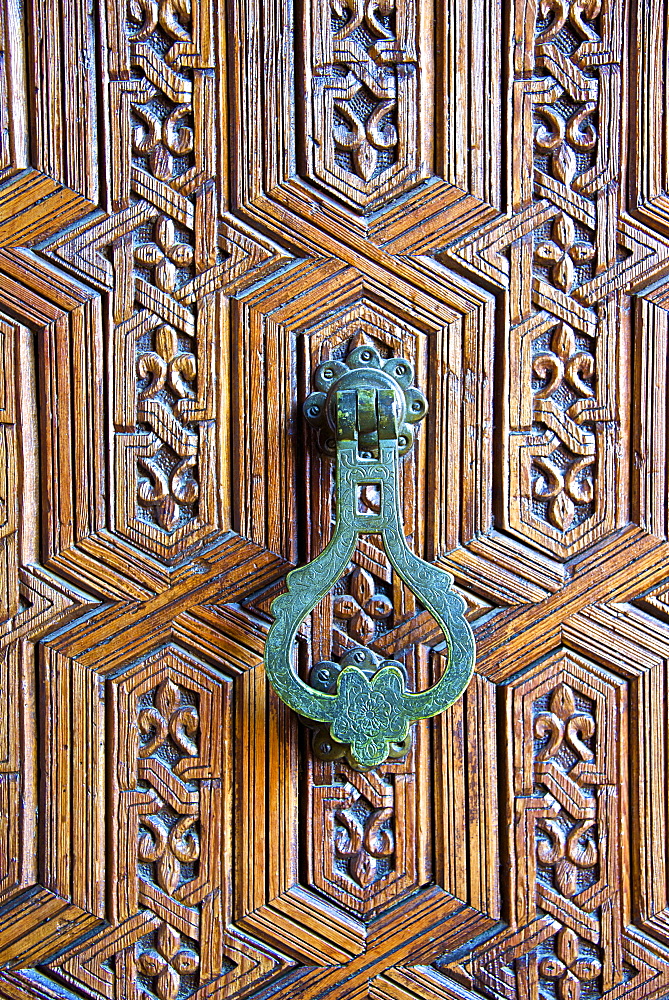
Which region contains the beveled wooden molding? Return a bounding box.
[0,0,99,245]
[5,0,669,996]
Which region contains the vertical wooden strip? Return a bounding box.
[41,648,71,897]
[70,660,105,915]
[0,0,28,176]
[29,0,97,200]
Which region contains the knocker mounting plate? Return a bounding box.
[264,346,475,770]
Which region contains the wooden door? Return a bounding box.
[2,0,669,998]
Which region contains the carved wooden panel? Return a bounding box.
[2,1,669,999]
[301,0,431,208]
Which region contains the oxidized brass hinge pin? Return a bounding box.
[264,346,475,770]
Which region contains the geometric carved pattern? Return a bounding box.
[101,4,223,559]
[308,743,423,917]
[443,0,669,563]
[230,274,492,572]
[41,0,290,569]
[41,642,291,1000]
[428,615,669,1000]
[503,5,626,556]
[477,653,627,998]
[5,0,669,999]
[98,3,269,563]
[53,648,230,999]
[302,0,430,210]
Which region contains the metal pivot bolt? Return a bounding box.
[264,346,475,770]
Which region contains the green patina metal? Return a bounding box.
[264,346,476,770]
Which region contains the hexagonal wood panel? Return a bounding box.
[2,1,669,999]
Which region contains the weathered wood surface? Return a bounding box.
[2,1,669,998]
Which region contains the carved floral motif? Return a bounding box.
[536,814,598,898]
[116,0,208,546]
[137,923,199,1000]
[134,218,195,295]
[138,811,200,895]
[539,927,602,1000]
[136,676,202,999]
[329,0,400,182]
[526,4,604,545]
[534,681,602,998]
[535,104,596,183]
[304,0,422,207]
[128,0,193,49]
[498,0,625,555]
[534,214,595,295]
[329,0,401,183]
[136,318,199,531]
[536,0,602,44]
[138,677,199,758]
[131,100,194,181]
[530,323,596,533]
[334,565,392,643]
[534,682,594,764]
[334,792,394,888]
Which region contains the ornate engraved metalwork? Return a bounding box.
[264,346,475,770]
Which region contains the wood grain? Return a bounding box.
[1,0,669,998]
